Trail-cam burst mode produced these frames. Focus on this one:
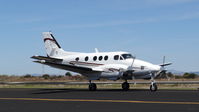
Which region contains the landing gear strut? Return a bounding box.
[150,73,158,92]
[122,80,130,91]
[88,80,97,91]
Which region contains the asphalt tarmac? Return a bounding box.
[0,88,198,112]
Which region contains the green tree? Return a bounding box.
[24,74,32,78]
[65,72,72,77]
[42,74,50,79]
[175,75,183,79]
[183,73,197,79]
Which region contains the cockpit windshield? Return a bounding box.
[121,54,134,59]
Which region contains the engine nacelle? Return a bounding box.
[100,72,121,80]
[121,71,134,80]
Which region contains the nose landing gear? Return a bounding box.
[150,82,158,92]
[150,73,158,92]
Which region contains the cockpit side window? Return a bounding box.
[120,56,124,60]
[114,55,119,60]
[121,54,134,59]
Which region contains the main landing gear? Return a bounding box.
[88,80,97,91]
[122,80,130,91]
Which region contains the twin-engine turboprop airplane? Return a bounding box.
[31,32,172,91]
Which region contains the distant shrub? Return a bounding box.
[183,73,197,79]
[49,75,64,80]
[57,75,64,78]
[0,74,9,77]
[65,72,72,77]
[70,75,85,81]
[49,75,56,80]
[175,75,183,79]
[24,74,32,78]
[42,74,50,79]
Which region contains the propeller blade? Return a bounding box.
[128,56,136,71]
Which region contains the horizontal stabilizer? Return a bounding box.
[31,55,63,62]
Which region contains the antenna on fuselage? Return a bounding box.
[95,48,99,53]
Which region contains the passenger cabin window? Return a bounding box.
[75,57,79,61]
[114,55,119,60]
[121,54,134,60]
[85,56,89,61]
[99,56,103,61]
[93,56,97,61]
[104,56,108,61]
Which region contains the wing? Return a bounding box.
[31,56,102,73]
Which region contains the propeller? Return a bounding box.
[162,56,166,69]
[128,55,136,71]
[121,56,136,79]
[156,56,171,80]
[131,56,136,68]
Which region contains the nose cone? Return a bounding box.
[151,65,161,71]
[134,59,161,71]
[128,59,161,71]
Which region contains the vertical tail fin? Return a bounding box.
[43,32,79,57]
[43,32,64,57]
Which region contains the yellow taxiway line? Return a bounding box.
[0,98,199,105]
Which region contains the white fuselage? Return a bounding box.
[55,51,161,80]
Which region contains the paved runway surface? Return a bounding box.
[0,88,198,112]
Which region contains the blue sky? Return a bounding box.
[0,0,199,75]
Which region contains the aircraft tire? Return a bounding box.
[89,83,97,91]
[122,82,130,91]
[150,83,158,92]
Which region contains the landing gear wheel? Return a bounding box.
[122,82,130,91]
[89,83,97,91]
[150,83,158,92]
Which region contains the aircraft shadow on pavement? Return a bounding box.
[32,88,194,94]
[32,88,149,94]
